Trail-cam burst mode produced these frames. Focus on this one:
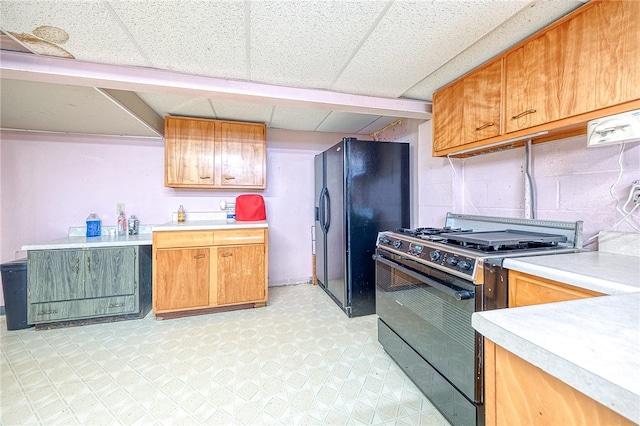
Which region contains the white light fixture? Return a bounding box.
[587,109,640,147]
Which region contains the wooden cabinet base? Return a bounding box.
[152,228,269,319]
[155,302,264,320]
[484,339,634,426]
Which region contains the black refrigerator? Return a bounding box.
[314,137,410,317]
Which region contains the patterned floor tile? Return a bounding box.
[1,284,451,425]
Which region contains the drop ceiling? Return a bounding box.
[0,0,587,138]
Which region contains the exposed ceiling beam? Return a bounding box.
[0,51,432,120]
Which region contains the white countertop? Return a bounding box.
[20,213,268,250]
[475,239,640,425]
[503,251,640,295]
[473,293,640,424]
[153,219,268,232]
[22,225,154,250]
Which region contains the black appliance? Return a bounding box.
[315,137,410,317]
[374,213,583,426]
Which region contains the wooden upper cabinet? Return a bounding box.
[165,116,215,187]
[219,121,266,188]
[164,116,267,189]
[433,60,502,154]
[432,0,640,156]
[504,0,640,133]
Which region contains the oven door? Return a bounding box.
[374,251,478,402]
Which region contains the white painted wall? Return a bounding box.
[415,120,640,246]
[0,128,353,305]
[2,122,639,308]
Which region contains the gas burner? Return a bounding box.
[395,227,473,237]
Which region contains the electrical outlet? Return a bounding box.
[117,203,125,214]
[632,181,640,205]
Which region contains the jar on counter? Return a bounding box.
[128,215,139,235]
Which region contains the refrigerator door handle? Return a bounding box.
[323,188,331,232]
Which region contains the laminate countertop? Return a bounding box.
[21,220,268,250]
[472,251,640,424]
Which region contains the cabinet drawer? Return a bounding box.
[29,295,137,324]
[214,229,265,245]
[154,231,215,248]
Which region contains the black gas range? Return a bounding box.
[377,214,582,284]
[374,213,583,426]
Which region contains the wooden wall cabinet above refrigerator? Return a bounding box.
[432,0,640,157]
[164,116,267,189]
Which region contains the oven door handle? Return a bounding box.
[372,254,474,301]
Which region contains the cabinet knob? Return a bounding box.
[194,254,206,259]
[199,176,211,179]
[221,253,233,257]
[511,109,537,120]
[223,175,236,180]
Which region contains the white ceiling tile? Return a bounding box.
[211,100,273,124]
[270,106,330,132]
[333,0,529,98]
[358,116,401,136]
[402,0,587,100]
[137,92,214,118]
[1,79,160,137]
[0,1,149,67]
[249,1,388,89]
[316,111,382,134]
[107,0,248,79]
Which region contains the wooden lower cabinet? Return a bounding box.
[154,248,210,310]
[152,228,268,317]
[27,245,152,324]
[508,270,603,307]
[484,339,634,426]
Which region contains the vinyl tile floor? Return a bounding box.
[1,284,451,425]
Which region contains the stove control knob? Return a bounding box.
[393,240,403,249]
[429,251,441,261]
[459,260,472,270]
[379,237,391,245]
[447,257,459,266]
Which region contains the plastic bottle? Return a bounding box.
[86,213,101,237]
[177,205,186,222]
[117,211,127,236]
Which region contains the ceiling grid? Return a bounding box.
[0,0,586,137]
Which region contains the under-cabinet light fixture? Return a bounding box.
[447,131,549,157]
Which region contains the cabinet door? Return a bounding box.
[433,60,501,154]
[432,77,464,153]
[165,116,216,187]
[219,122,266,188]
[216,245,265,305]
[155,248,210,310]
[85,247,136,298]
[509,270,602,307]
[28,250,84,303]
[504,1,640,133]
[463,60,502,142]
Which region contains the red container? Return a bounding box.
[235,194,266,221]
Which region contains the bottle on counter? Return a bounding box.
[86,212,101,237]
[128,214,139,235]
[177,205,186,222]
[117,211,127,236]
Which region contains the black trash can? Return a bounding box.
[1,258,33,331]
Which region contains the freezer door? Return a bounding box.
[324,142,346,308]
[314,153,327,288]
